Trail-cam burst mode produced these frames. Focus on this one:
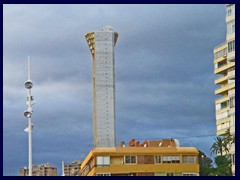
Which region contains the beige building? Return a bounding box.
[63,160,82,176]
[19,163,57,176]
[213,4,235,175]
[80,139,199,176]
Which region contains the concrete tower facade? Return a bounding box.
[85,26,118,148]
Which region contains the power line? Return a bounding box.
[172,134,216,139]
[131,134,216,141]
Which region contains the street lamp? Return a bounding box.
[23,56,35,176]
[24,109,32,118]
[201,155,205,166]
[24,80,33,89]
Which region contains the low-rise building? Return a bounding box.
[19,163,57,176]
[80,139,199,176]
[64,160,82,176]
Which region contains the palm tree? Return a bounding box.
[210,136,229,156]
[222,128,235,145]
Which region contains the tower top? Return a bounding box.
[102,25,114,31]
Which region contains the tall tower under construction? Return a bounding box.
[85,26,118,148]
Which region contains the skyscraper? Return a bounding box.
[213,4,235,175]
[85,26,118,148]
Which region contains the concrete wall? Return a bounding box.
[86,26,118,148]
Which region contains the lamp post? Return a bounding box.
[201,155,204,165]
[24,56,35,176]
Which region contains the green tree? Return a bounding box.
[222,128,235,145]
[214,156,232,176]
[210,136,233,176]
[198,150,213,176]
[210,136,229,156]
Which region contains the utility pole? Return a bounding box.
[23,56,35,176]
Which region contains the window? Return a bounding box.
[230,115,235,126]
[166,173,174,176]
[124,156,136,164]
[228,40,235,53]
[230,96,235,108]
[219,122,230,131]
[96,156,110,166]
[172,156,180,163]
[138,155,154,164]
[183,173,197,176]
[226,4,235,16]
[214,48,227,59]
[216,112,228,121]
[217,61,227,69]
[216,104,221,111]
[182,156,196,164]
[155,156,161,164]
[232,153,235,165]
[227,7,232,16]
[96,173,110,176]
[221,101,228,109]
[175,173,182,176]
[155,172,165,176]
[162,156,180,163]
[227,21,235,35]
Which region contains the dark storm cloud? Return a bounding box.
[3,4,225,175]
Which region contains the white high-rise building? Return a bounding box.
[213,4,235,175]
[85,26,118,148]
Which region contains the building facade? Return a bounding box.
[85,26,118,148]
[19,163,57,176]
[80,139,199,176]
[63,160,82,176]
[213,4,235,175]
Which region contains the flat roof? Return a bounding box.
[81,147,198,169]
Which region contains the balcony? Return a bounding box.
[226,14,235,23]
[215,75,228,84]
[214,54,227,64]
[216,117,230,126]
[215,96,229,104]
[217,127,230,136]
[216,107,229,114]
[226,32,235,42]
[228,69,235,80]
[214,62,235,74]
[214,42,227,52]
[215,82,235,95]
[227,51,235,61]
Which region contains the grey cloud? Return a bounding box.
[3,4,225,175]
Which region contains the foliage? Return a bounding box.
[210,156,232,176]
[210,136,229,156]
[208,132,234,176]
[222,128,235,145]
[198,150,213,176]
[198,150,232,176]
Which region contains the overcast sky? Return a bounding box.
[3,4,226,176]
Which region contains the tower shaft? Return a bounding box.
[85,26,118,148]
